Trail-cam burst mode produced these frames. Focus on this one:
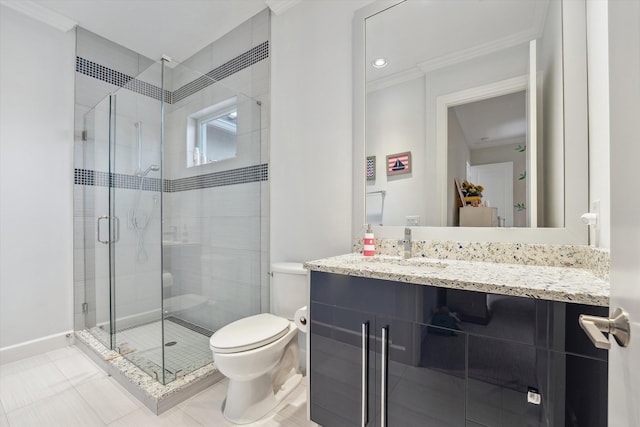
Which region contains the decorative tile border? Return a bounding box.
[166,164,268,192]
[353,238,610,281]
[74,168,162,191]
[172,41,269,103]
[76,57,171,102]
[74,164,268,192]
[75,41,269,105]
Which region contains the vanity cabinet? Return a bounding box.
[309,271,608,427]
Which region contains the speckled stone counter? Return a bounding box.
[305,252,609,307]
[353,238,610,281]
[74,330,223,414]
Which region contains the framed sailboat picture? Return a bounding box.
[386,151,411,176]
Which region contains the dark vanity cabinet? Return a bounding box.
[309,271,608,427]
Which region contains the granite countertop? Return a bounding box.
[304,253,609,307]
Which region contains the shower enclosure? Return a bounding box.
[79,58,265,385]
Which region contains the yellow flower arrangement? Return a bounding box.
[461,179,484,197]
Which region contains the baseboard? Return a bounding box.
[0,331,75,365]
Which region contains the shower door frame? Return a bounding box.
[83,61,169,384]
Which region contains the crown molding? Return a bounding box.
[0,0,76,32]
[265,0,303,16]
[417,29,537,75]
[366,67,424,93]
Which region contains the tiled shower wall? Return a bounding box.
[73,9,271,334]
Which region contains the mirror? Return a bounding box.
[354,0,588,243]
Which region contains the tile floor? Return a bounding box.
[0,346,318,427]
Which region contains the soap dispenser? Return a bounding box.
[364,224,375,256]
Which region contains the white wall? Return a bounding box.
[366,77,426,226]
[586,0,611,249]
[0,6,75,349]
[270,0,371,263]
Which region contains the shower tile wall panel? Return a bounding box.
[163,183,262,331]
[73,26,153,332]
[161,9,270,331]
[76,27,154,84]
[164,71,266,181]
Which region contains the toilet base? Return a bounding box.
[222,373,302,424]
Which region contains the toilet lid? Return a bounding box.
[209,313,290,354]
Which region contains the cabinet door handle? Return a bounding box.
[381,326,388,427]
[361,321,369,427]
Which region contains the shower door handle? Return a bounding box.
[97,215,120,244]
[97,216,109,244]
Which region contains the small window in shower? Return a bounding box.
[187,97,237,167]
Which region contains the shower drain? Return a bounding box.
[165,341,178,346]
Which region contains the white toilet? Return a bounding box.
[209,262,308,424]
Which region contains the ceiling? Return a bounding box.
[452,91,527,150]
[13,0,272,63]
[365,0,548,83]
[364,0,542,150]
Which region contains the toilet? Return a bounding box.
[209,262,308,424]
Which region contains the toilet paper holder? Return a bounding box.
[294,306,308,332]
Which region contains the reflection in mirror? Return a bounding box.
[365,0,564,228]
[187,97,237,167]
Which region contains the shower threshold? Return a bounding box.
[75,329,224,414]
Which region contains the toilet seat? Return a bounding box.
[210,313,290,354]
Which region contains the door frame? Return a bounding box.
[436,75,528,226]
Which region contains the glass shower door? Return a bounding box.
[83,62,167,382]
[83,94,115,349]
[109,63,165,381]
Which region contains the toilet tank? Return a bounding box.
[270,262,307,319]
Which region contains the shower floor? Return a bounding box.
[89,317,213,383]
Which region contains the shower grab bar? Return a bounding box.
[97,215,120,244]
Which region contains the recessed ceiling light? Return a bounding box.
[372,58,388,68]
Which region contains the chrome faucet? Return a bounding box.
[403,227,412,259]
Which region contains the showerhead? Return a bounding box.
[139,164,160,177]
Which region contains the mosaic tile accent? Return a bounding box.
[166,164,268,192]
[305,252,610,307]
[74,168,162,191]
[74,163,268,192]
[172,41,269,103]
[76,57,171,102]
[76,41,269,105]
